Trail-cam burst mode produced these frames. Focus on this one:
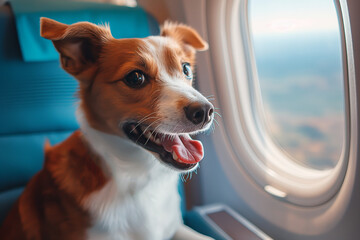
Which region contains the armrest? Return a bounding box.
[184,209,227,240]
[184,204,272,240]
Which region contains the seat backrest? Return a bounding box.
[0,3,159,223]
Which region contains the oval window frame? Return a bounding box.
[203,0,354,207]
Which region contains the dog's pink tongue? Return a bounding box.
[161,135,204,164]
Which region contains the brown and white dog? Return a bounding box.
[0,18,214,240]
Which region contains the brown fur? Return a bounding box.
[0,131,107,240]
[39,18,203,137]
[163,45,183,76]
[160,21,208,51]
[76,37,196,136]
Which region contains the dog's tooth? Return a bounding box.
[154,138,161,145]
[144,131,152,139]
[173,151,179,161]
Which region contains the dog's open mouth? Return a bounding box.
[123,122,203,171]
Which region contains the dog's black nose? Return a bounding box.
[184,102,214,125]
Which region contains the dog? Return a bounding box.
[0,17,215,240]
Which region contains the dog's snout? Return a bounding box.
[184,102,214,125]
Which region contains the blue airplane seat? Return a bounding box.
[0,3,79,222]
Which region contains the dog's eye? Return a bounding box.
[182,63,193,80]
[124,71,146,88]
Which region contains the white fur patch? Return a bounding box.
[74,35,212,239]
[86,177,181,240]
[142,38,212,134]
[157,81,209,134]
[76,110,182,240]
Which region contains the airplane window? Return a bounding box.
[248,0,345,170]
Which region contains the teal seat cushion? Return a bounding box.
[0,188,23,223]
[0,4,79,135]
[9,0,153,62]
[0,131,74,192]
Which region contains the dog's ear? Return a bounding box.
[161,21,208,51]
[40,17,112,82]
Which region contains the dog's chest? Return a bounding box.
[85,173,181,240]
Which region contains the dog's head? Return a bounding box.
[40,18,214,172]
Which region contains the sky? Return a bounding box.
[247,0,344,169]
[249,0,340,35]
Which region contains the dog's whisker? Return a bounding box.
[143,119,161,133]
[181,172,190,182]
[144,136,152,146]
[144,121,162,146]
[144,134,152,146]
[152,125,162,140]
[214,112,222,118]
[137,112,157,122]
[130,113,157,133]
[141,119,162,142]
[135,118,162,143]
[167,123,180,140]
[185,172,189,181]
[131,118,157,133]
[180,174,186,182]
[137,114,157,123]
[213,118,220,127]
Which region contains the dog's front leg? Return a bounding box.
[172,224,215,240]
